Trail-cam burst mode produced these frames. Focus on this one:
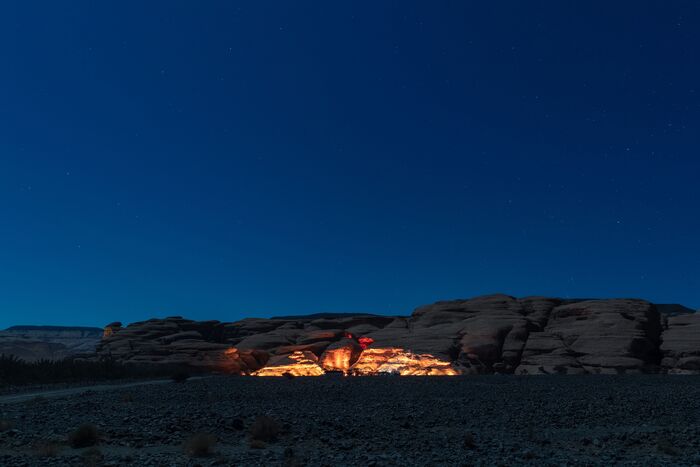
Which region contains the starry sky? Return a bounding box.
[1,2,699,328]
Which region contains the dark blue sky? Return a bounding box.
[1,2,699,328]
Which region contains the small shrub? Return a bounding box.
[657,439,680,456]
[34,440,61,458]
[0,419,12,432]
[249,439,266,449]
[172,371,191,384]
[68,424,99,448]
[119,392,135,403]
[463,432,477,449]
[250,415,281,442]
[282,372,295,380]
[283,447,303,467]
[81,447,104,466]
[525,422,535,441]
[183,433,217,457]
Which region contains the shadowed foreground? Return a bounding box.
[1,376,699,466]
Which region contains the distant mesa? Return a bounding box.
[0,325,103,362]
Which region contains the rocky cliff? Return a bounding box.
[93,294,699,375]
[0,326,103,361]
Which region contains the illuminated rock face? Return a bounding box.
[252,351,325,376]
[252,347,460,376]
[350,348,460,376]
[319,339,363,372]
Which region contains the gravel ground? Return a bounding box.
[1,375,700,466]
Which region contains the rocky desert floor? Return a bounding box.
[1,375,700,466]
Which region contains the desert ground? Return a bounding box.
[1,375,700,466]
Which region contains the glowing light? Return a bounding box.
[252,351,326,376]
[351,348,459,376]
[357,337,374,349]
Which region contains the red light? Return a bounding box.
[358,337,374,349]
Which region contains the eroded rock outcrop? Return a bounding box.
[94,317,268,374]
[516,299,662,374]
[91,295,697,375]
[661,313,700,373]
[364,295,561,373]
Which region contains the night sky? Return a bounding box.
[1,2,699,328]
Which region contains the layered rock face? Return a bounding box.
[516,300,662,374]
[0,326,102,362]
[94,317,269,373]
[661,313,700,373]
[92,295,698,375]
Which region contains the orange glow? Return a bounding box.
[350,348,459,376]
[320,346,357,372]
[252,351,326,376]
[233,344,459,377]
[357,337,374,349]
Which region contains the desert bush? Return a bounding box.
[34,440,61,458]
[183,433,217,457]
[81,447,104,466]
[119,392,135,403]
[282,447,303,467]
[657,439,680,456]
[68,424,99,448]
[229,417,244,431]
[248,439,266,449]
[250,415,281,442]
[0,419,12,432]
[463,432,477,449]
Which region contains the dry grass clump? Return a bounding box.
[249,415,281,442]
[463,432,477,449]
[81,447,104,467]
[183,433,217,457]
[34,440,62,458]
[282,447,303,467]
[0,419,12,432]
[657,439,680,456]
[248,438,266,449]
[68,423,99,448]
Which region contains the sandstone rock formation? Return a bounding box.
[0,326,102,362]
[516,299,662,375]
[94,317,268,373]
[89,295,698,375]
[661,313,700,373]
